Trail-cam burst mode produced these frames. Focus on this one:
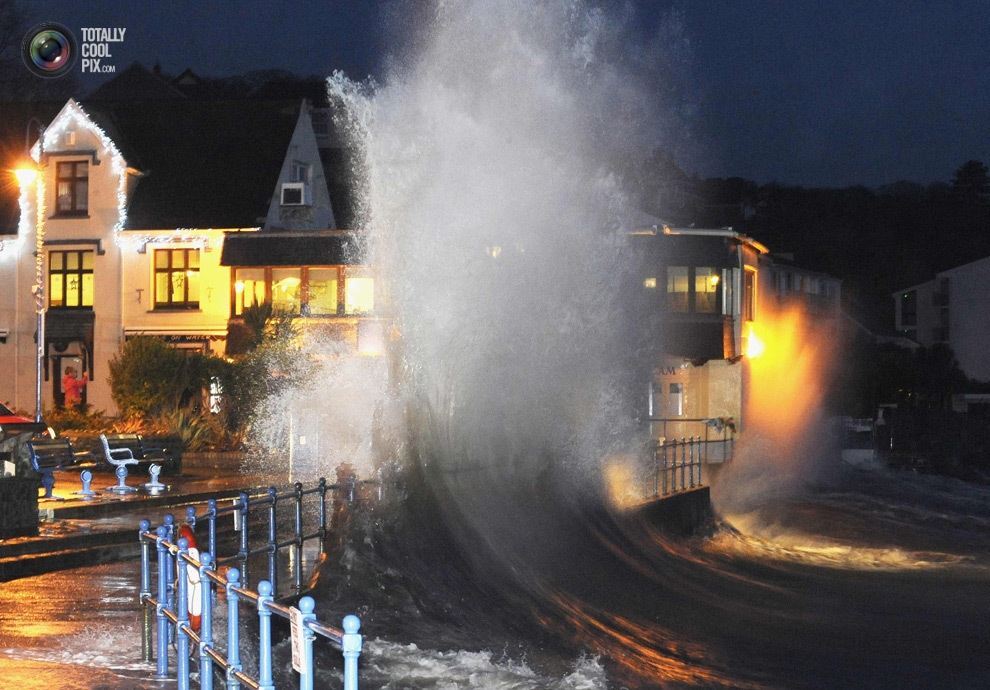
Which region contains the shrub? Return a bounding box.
[108,336,215,416]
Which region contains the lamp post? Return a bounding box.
[25,118,45,422]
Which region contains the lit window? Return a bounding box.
[743,268,757,322]
[234,268,266,315]
[272,268,302,313]
[307,268,339,315]
[55,161,88,215]
[668,382,684,417]
[666,266,689,312]
[695,267,720,313]
[154,248,200,309]
[643,277,657,289]
[344,271,374,315]
[48,250,93,308]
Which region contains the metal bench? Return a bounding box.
[102,433,180,475]
[27,437,78,498]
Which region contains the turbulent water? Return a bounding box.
[301,2,990,688]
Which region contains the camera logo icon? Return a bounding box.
[22,22,77,78]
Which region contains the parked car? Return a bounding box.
[0,403,50,477]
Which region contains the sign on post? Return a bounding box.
[289,605,304,672]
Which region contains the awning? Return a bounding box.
[220,232,360,267]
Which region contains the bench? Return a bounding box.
[101,433,180,475]
[27,437,79,498]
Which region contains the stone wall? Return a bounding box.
[0,478,39,538]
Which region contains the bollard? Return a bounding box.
[200,552,214,690]
[318,477,327,532]
[207,498,218,559]
[155,525,170,678]
[143,464,166,493]
[298,596,317,690]
[267,487,278,592]
[77,469,95,497]
[257,580,275,690]
[176,537,191,690]
[342,614,362,690]
[107,464,138,494]
[139,519,152,663]
[225,568,242,690]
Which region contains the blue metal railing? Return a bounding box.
[137,477,363,688]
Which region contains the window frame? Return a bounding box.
[231,265,376,317]
[54,160,89,217]
[48,249,94,309]
[743,267,757,322]
[153,248,201,310]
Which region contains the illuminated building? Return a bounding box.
[0,72,376,415]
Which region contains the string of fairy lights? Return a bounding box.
[0,98,260,262]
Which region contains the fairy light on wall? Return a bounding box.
[31,98,129,244]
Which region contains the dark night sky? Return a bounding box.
[23,0,990,188]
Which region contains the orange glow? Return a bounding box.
[743,302,838,461]
[13,166,37,186]
[744,322,765,358]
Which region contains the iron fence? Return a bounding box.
[137,477,362,689]
[647,436,705,498]
[646,417,735,464]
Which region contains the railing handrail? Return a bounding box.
[137,476,363,689]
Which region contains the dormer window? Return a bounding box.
[291,161,310,183]
[64,130,76,146]
[55,160,88,216]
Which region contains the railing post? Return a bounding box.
[318,477,328,531]
[342,614,362,690]
[186,505,197,529]
[267,486,278,593]
[200,552,214,690]
[680,438,687,491]
[298,596,316,690]
[208,498,218,559]
[238,492,250,585]
[155,525,170,679]
[294,482,304,592]
[689,437,695,488]
[225,568,242,690]
[257,580,275,690]
[176,537,191,690]
[661,443,668,495]
[139,519,152,663]
[163,513,176,623]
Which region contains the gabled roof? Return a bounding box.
[82,99,301,229]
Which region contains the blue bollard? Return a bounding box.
[107,464,138,494]
[226,568,242,690]
[77,469,95,497]
[342,614,362,690]
[200,552,214,690]
[176,537,191,690]
[298,596,316,690]
[155,526,170,678]
[143,464,166,493]
[257,580,274,690]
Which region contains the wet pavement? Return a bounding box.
[0,465,337,686]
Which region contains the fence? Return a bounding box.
[646,417,735,464]
[646,436,705,498]
[137,477,363,689]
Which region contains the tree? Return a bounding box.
[951,160,989,205]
